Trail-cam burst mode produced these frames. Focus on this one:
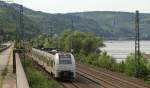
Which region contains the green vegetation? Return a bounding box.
[30,29,150,82]
[124,54,150,80]
[27,10,150,40]
[0,2,40,42]
[21,55,61,88]
[30,29,104,54]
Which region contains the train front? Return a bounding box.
[55,53,75,80]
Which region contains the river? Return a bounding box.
[100,41,150,62]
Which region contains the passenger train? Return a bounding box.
[31,48,76,80]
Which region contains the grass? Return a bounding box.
[21,55,61,88]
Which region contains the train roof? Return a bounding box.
[40,48,64,55]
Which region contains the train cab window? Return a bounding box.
[59,54,72,64]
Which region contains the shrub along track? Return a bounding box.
[76,62,150,88]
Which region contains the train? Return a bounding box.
[31,48,76,80]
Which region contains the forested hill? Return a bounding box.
[72,12,150,39]
[1,1,150,40]
[0,1,40,41]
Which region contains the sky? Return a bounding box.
[5,0,150,13]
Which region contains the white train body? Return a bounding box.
[31,48,75,79]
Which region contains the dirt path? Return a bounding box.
[0,44,16,88]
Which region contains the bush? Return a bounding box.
[76,51,119,72]
[118,61,125,72]
[21,56,60,88]
[97,52,116,70]
[124,54,150,80]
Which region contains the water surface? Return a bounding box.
[100,41,150,62]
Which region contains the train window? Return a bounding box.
[59,59,72,64]
[59,54,72,64]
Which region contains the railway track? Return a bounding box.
[77,63,150,88]
[59,73,104,88]
[77,70,118,88]
[59,81,79,88]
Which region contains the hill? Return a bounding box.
[0,1,40,41]
[0,1,150,40]
[72,11,150,39]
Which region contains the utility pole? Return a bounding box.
[71,18,74,29]
[135,10,140,77]
[19,5,26,61]
[19,5,24,41]
[70,18,74,53]
[49,20,56,38]
[49,26,53,38]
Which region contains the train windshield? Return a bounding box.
[59,54,72,64]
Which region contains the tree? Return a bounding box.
[124,54,149,80]
[58,29,104,54]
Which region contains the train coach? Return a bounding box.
[31,48,76,80]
